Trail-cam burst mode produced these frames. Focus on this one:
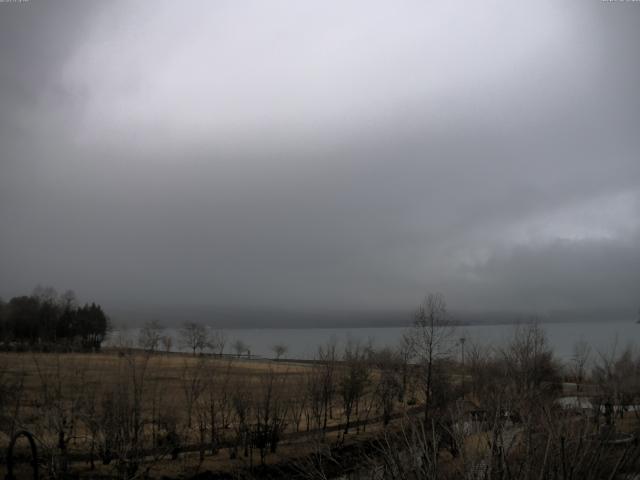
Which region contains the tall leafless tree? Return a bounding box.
[411,292,454,421]
[338,340,370,434]
[570,339,591,392]
[137,319,164,353]
[317,338,338,432]
[208,329,227,356]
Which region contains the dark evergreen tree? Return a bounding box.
[0,288,109,351]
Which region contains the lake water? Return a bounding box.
[107,320,640,363]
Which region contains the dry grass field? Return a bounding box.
[0,349,411,479]
[0,350,312,412]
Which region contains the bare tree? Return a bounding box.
[272,343,288,360]
[137,319,164,353]
[317,338,338,432]
[197,357,234,456]
[592,343,640,424]
[370,347,402,426]
[501,322,559,397]
[338,340,370,434]
[179,321,209,356]
[288,374,308,433]
[209,329,227,356]
[31,355,89,478]
[230,382,252,461]
[411,292,454,421]
[499,323,561,477]
[233,339,248,358]
[180,358,207,429]
[570,339,591,392]
[253,366,290,465]
[96,351,153,478]
[397,334,415,403]
[305,367,325,431]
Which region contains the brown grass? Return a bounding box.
[0,350,405,479]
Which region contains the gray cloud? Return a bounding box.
[1,0,639,321]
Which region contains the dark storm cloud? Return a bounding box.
[454,233,640,312]
[1,0,639,320]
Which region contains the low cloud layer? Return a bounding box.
[1,1,639,320]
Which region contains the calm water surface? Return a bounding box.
[109,321,640,362]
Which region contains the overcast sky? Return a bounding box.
[1,0,639,319]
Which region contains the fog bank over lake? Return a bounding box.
[106,304,636,329]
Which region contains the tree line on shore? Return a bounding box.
[134,320,271,359]
[0,286,109,351]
